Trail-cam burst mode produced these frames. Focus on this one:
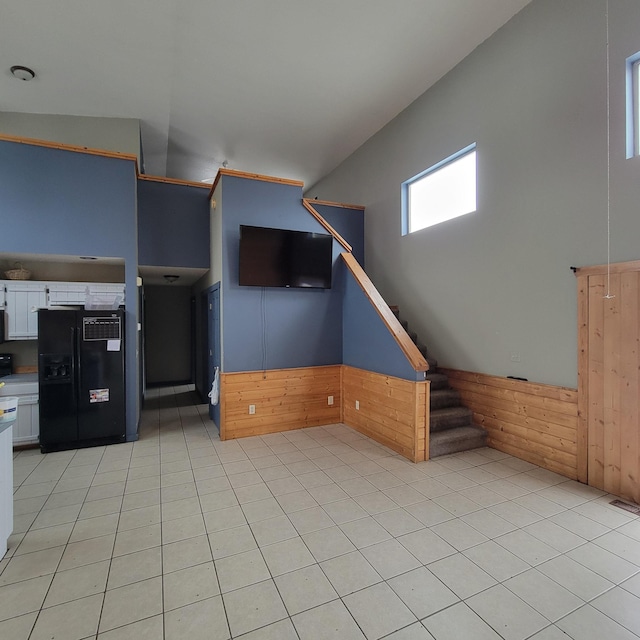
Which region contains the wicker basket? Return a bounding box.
[5,263,31,280]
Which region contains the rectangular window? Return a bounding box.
[634,59,640,156]
[402,144,477,235]
[626,52,640,158]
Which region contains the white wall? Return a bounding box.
[0,112,140,161]
[307,0,640,389]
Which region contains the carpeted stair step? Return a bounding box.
[430,406,473,432]
[430,389,462,411]
[426,356,438,370]
[429,425,488,458]
[426,372,449,390]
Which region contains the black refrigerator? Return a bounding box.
[38,309,126,453]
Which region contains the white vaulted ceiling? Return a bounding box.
[1,0,532,187]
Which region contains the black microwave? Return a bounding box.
[0,353,11,377]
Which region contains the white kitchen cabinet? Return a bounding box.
[0,374,40,446]
[0,285,5,342]
[0,280,126,342]
[11,395,39,445]
[47,281,125,307]
[47,281,87,306]
[4,281,47,340]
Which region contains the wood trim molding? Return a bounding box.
[303,198,365,211]
[339,364,345,424]
[219,373,227,440]
[301,200,352,252]
[341,253,428,372]
[423,379,431,462]
[138,174,210,190]
[210,167,304,194]
[574,260,640,277]
[576,274,589,483]
[0,133,139,169]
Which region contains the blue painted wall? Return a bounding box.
[0,140,139,439]
[138,180,210,268]
[314,204,365,267]
[343,263,423,382]
[0,142,136,257]
[221,176,343,372]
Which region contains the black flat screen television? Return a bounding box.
[239,225,333,289]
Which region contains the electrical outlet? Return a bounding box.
[328,395,334,406]
[510,351,521,363]
[248,404,256,415]
[355,400,360,410]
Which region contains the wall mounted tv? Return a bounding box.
[239,225,333,289]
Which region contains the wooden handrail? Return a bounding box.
[305,198,365,211]
[302,200,352,253]
[341,253,428,372]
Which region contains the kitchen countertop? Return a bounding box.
[0,373,38,384]
[0,373,38,396]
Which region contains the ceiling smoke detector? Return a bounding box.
[10,65,36,81]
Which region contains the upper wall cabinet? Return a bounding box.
[47,282,125,307]
[4,281,47,340]
[1,280,126,340]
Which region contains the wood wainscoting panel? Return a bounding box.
[220,365,342,440]
[575,262,640,504]
[440,368,578,479]
[342,366,429,463]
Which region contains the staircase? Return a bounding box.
[390,306,487,459]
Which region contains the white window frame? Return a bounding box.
[626,52,640,159]
[402,143,477,235]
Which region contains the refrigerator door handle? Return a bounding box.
[73,325,80,405]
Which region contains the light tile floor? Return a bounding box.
[2,384,640,639]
